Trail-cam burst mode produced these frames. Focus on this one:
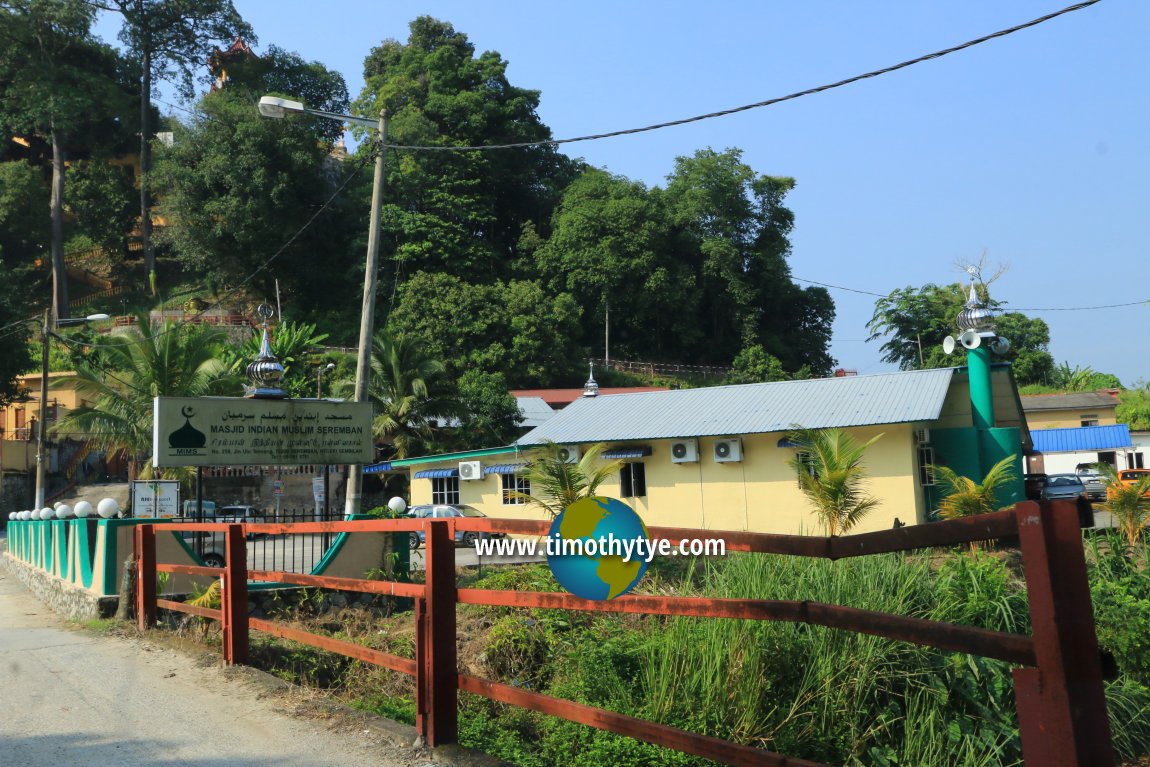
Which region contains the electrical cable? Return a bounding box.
[382,1,1102,152]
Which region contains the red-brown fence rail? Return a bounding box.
[134,500,1114,766]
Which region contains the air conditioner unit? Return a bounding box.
[556,445,581,463]
[914,428,931,445]
[670,439,699,463]
[458,461,483,480]
[713,438,742,463]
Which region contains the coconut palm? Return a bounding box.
[333,330,459,459]
[56,315,240,480]
[786,428,882,536]
[1095,463,1150,546]
[932,454,1018,521]
[512,441,625,518]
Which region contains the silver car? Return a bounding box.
[1041,474,1087,502]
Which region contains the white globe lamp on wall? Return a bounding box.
[387,497,407,515]
[74,501,94,519]
[55,504,73,519]
[97,498,120,519]
[39,507,54,520]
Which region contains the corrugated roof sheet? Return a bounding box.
[517,369,956,445]
[515,396,557,428]
[1031,424,1133,453]
[1020,391,1119,412]
[363,462,392,474]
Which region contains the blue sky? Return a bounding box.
[94,1,1149,386]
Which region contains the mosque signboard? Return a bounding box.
[153,397,374,467]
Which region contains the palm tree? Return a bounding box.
[334,330,459,459]
[932,454,1018,521]
[56,315,240,480]
[1095,463,1150,546]
[513,442,624,518]
[786,428,882,536]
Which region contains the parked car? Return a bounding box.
[181,500,217,519]
[1041,474,1088,502]
[216,505,268,539]
[1110,468,1150,499]
[1024,473,1048,502]
[406,504,505,549]
[1073,467,1108,501]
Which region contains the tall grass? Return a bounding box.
[639,552,1025,765]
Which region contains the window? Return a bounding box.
[1098,451,1117,469]
[795,451,818,487]
[1130,453,1146,470]
[501,473,530,504]
[431,476,459,505]
[620,462,646,498]
[1081,414,1099,427]
[918,447,936,486]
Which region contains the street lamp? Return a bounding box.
[259,95,388,516]
[35,312,110,508]
[317,362,335,398]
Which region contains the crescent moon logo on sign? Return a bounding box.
[181,405,195,418]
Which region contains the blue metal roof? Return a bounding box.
[363,462,393,474]
[1031,424,1133,453]
[484,463,527,475]
[517,369,957,445]
[414,468,459,479]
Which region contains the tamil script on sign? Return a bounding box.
[153,397,374,467]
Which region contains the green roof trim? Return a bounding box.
[390,445,523,468]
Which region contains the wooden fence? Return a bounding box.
[134,500,1114,766]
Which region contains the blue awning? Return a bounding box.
[1031,424,1133,453]
[484,463,528,475]
[363,462,393,474]
[602,446,652,459]
[414,468,459,479]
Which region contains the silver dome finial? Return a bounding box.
[582,362,599,398]
[245,303,287,398]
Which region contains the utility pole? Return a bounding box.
[344,110,389,517]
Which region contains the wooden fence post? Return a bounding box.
[221,523,249,665]
[1013,500,1114,766]
[134,524,156,630]
[423,519,458,746]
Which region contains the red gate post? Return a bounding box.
[135,524,157,630]
[221,523,249,665]
[423,519,458,746]
[414,597,428,740]
[1013,500,1114,766]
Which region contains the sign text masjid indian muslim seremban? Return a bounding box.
[153,397,373,467]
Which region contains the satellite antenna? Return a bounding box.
[958,330,981,350]
[942,336,956,355]
[990,337,1011,355]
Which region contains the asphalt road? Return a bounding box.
[0,565,431,767]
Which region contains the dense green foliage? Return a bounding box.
[1118,384,1150,430]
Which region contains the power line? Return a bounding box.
[383,1,1102,152]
